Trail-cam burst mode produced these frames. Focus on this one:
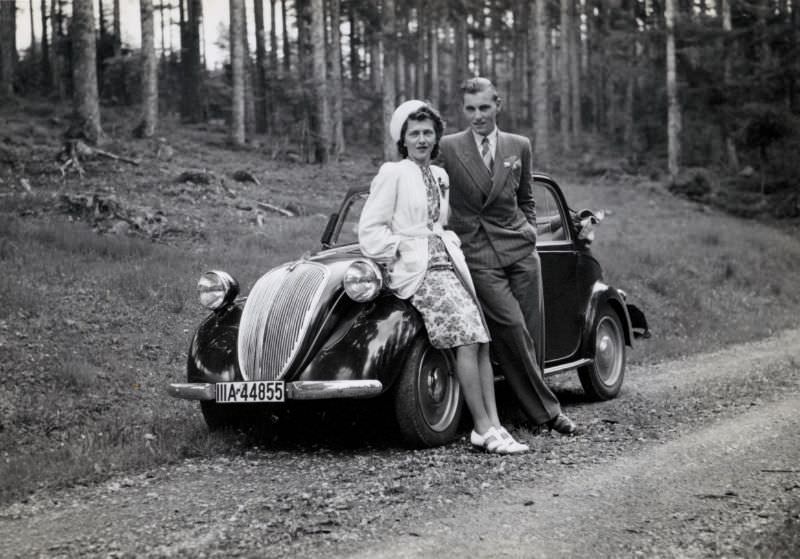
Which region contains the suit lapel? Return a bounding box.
[454,131,492,197]
[485,131,513,206]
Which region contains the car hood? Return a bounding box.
[236,244,370,381]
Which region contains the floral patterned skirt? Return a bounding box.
[410,262,490,350]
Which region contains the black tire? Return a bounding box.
[393,337,463,448]
[578,304,626,400]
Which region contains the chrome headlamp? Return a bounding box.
[343,260,383,302]
[197,271,239,310]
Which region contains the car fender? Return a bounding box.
[581,282,634,353]
[295,295,425,390]
[186,303,244,384]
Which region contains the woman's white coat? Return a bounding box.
[358,159,480,302]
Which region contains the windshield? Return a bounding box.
[332,191,368,246]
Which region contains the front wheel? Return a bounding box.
[578,304,626,400]
[393,337,463,448]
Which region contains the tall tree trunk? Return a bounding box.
[452,13,467,119]
[113,0,121,55]
[721,0,739,169]
[0,1,16,98]
[526,0,536,129]
[349,1,359,86]
[254,0,267,132]
[242,1,256,136]
[281,0,291,75]
[416,0,425,99]
[757,0,770,90]
[622,0,636,155]
[182,0,204,123]
[29,0,37,59]
[396,50,406,101]
[41,0,51,91]
[51,0,66,99]
[98,0,106,42]
[71,0,103,144]
[230,0,246,146]
[136,0,158,138]
[533,0,550,167]
[382,0,397,161]
[586,0,597,134]
[521,0,531,127]
[161,0,168,60]
[665,0,681,183]
[792,0,800,112]
[570,0,581,139]
[429,24,439,108]
[330,0,345,157]
[269,0,279,75]
[509,5,523,130]
[309,0,329,163]
[559,0,571,151]
[369,23,380,92]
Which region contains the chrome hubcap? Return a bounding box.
[418,348,459,432]
[596,317,622,385]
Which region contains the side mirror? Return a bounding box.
[320,212,338,248]
[574,209,605,243]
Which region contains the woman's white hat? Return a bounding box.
[389,99,427,142]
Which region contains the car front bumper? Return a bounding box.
[168,380,383,401]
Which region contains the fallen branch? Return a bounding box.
[256,201,295,217]
[58,140,139,177]
[92,146,140,166]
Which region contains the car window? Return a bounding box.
[335,193,367,246]
[535,182,571,243]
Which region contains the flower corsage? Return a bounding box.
[437,176,449,197]
[503,155,522,172]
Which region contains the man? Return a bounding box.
[438,77,576,434]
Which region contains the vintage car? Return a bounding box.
[168,175,649,447]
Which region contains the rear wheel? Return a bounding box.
[578,304,626,400]
[393,337,463,448]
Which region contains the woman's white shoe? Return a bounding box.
[471,427,529,454]
[496,426,530,453]
[470,427,508,453]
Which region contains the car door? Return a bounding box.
[535,180,582,364]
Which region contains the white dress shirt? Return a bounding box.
[472,127,498,160]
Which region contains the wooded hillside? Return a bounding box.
[1,0,798,216]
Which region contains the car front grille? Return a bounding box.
[237,262,330,381]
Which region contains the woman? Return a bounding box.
[359,100,528,454]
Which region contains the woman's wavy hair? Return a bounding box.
[396,105,445,160]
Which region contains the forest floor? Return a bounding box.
[1,100,799,556]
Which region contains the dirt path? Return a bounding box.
[1,329,799,558]
[352,396,800,558]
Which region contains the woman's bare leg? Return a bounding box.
[477,343,501,428]
[456,343,493,435]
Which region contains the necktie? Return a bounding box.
[481,136,493,174]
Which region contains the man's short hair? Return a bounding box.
[460,77,499,102]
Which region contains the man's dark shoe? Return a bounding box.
[546,413,577,435]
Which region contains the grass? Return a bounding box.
[561,176,800,361]
[2,106,800,506]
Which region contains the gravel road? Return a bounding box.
[2,329,799,558]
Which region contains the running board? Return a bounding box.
[543,358,592,376]
[493,358,593,382]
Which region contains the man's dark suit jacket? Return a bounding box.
[439,128,561,424]
[438,129,537,270]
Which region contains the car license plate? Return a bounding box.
[216,381,285,403]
